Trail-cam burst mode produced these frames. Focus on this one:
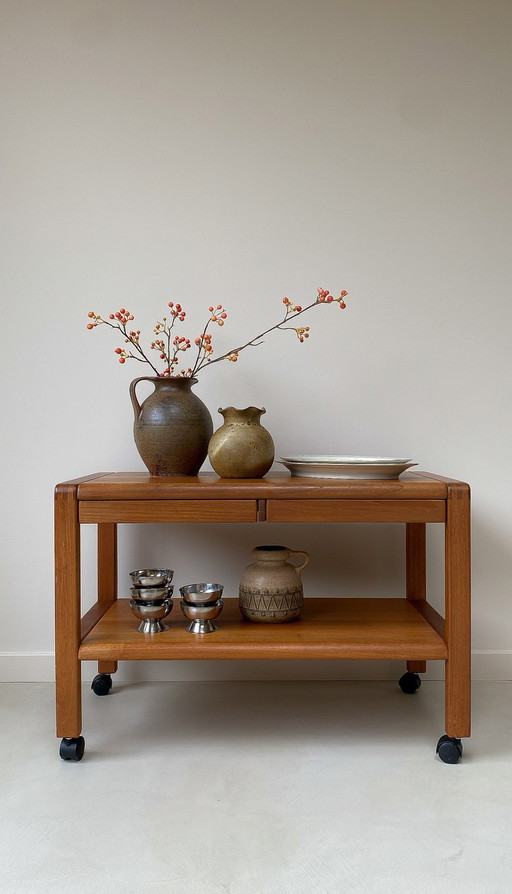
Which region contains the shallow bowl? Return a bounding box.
[179,583,224,604]
[278,458,417,480]
[130,569,174,587]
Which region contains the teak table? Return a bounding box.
[54,470,471,763]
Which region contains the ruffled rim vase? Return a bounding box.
[208,406,274,478]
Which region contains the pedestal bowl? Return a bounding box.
[130,569,174,588]
[180,598,224,634]
[129,597,173,633]
[130,585,173,603]
[179,583,224,604]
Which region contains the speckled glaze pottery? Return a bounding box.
[239,545,309,623]
[208,406,274,478]
[129,376,213,476]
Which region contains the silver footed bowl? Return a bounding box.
[180,600,223,620]
[130,585,173,602]
[129,598,173,634]
[130,568,174,587]
[179,583,224,604]
[180,598,223,634]
[129,598,173,619]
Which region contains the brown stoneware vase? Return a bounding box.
[238,545,309,622]
[208,406,275,478]
[129,376,213,476]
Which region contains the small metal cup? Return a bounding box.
[180,598,224,634]
[130,568,174,588]
[179,583,224,605]
[129,597,173,633]
[130,585,173,602]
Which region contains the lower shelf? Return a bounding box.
[78,597,447,662]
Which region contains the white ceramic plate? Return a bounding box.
[280,455,413,465]
[278,457,417,479]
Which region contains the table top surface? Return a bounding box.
[56,470,469,501]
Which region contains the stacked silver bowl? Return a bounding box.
[179,583,224,634]
[129,568,174,633]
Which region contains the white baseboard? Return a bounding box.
[0,653,55,682]
[1,652,512,682]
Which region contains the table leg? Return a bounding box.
[97,522,118,676]
[98,662,118,674]
[445,483,471,738]
[55,484,82,738]
[406,523,427,674]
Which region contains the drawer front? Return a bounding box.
[266,499,446,523]
[79,500,258,523]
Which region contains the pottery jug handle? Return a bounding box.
[288,550,309,576]
[129,377,155,421]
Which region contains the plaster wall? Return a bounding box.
[1,0,511,681]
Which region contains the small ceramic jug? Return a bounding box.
[208,406,274,478]
[239,545,309,623]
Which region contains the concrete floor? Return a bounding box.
[1,680,511,893]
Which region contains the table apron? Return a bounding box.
[266,499,446,523]
[79,500,258,523]
[78,498,446,524]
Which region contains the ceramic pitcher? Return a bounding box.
[239,545,309,623]
[129,376,213,476]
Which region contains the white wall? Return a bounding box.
[1,0,511,681]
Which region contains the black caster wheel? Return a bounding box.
[398,672,422,694]
[436,735,463,764]
[91,673,112,696]
[59,736,85,761]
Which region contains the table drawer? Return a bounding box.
[79,500,258,523]
[266,499,446,523]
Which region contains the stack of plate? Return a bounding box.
[278,456,417,480]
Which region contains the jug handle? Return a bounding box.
[288,550,309,575]
[129,377,155,420]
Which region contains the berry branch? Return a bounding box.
[87,288,348,377]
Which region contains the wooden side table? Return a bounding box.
[54,471,470,763]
